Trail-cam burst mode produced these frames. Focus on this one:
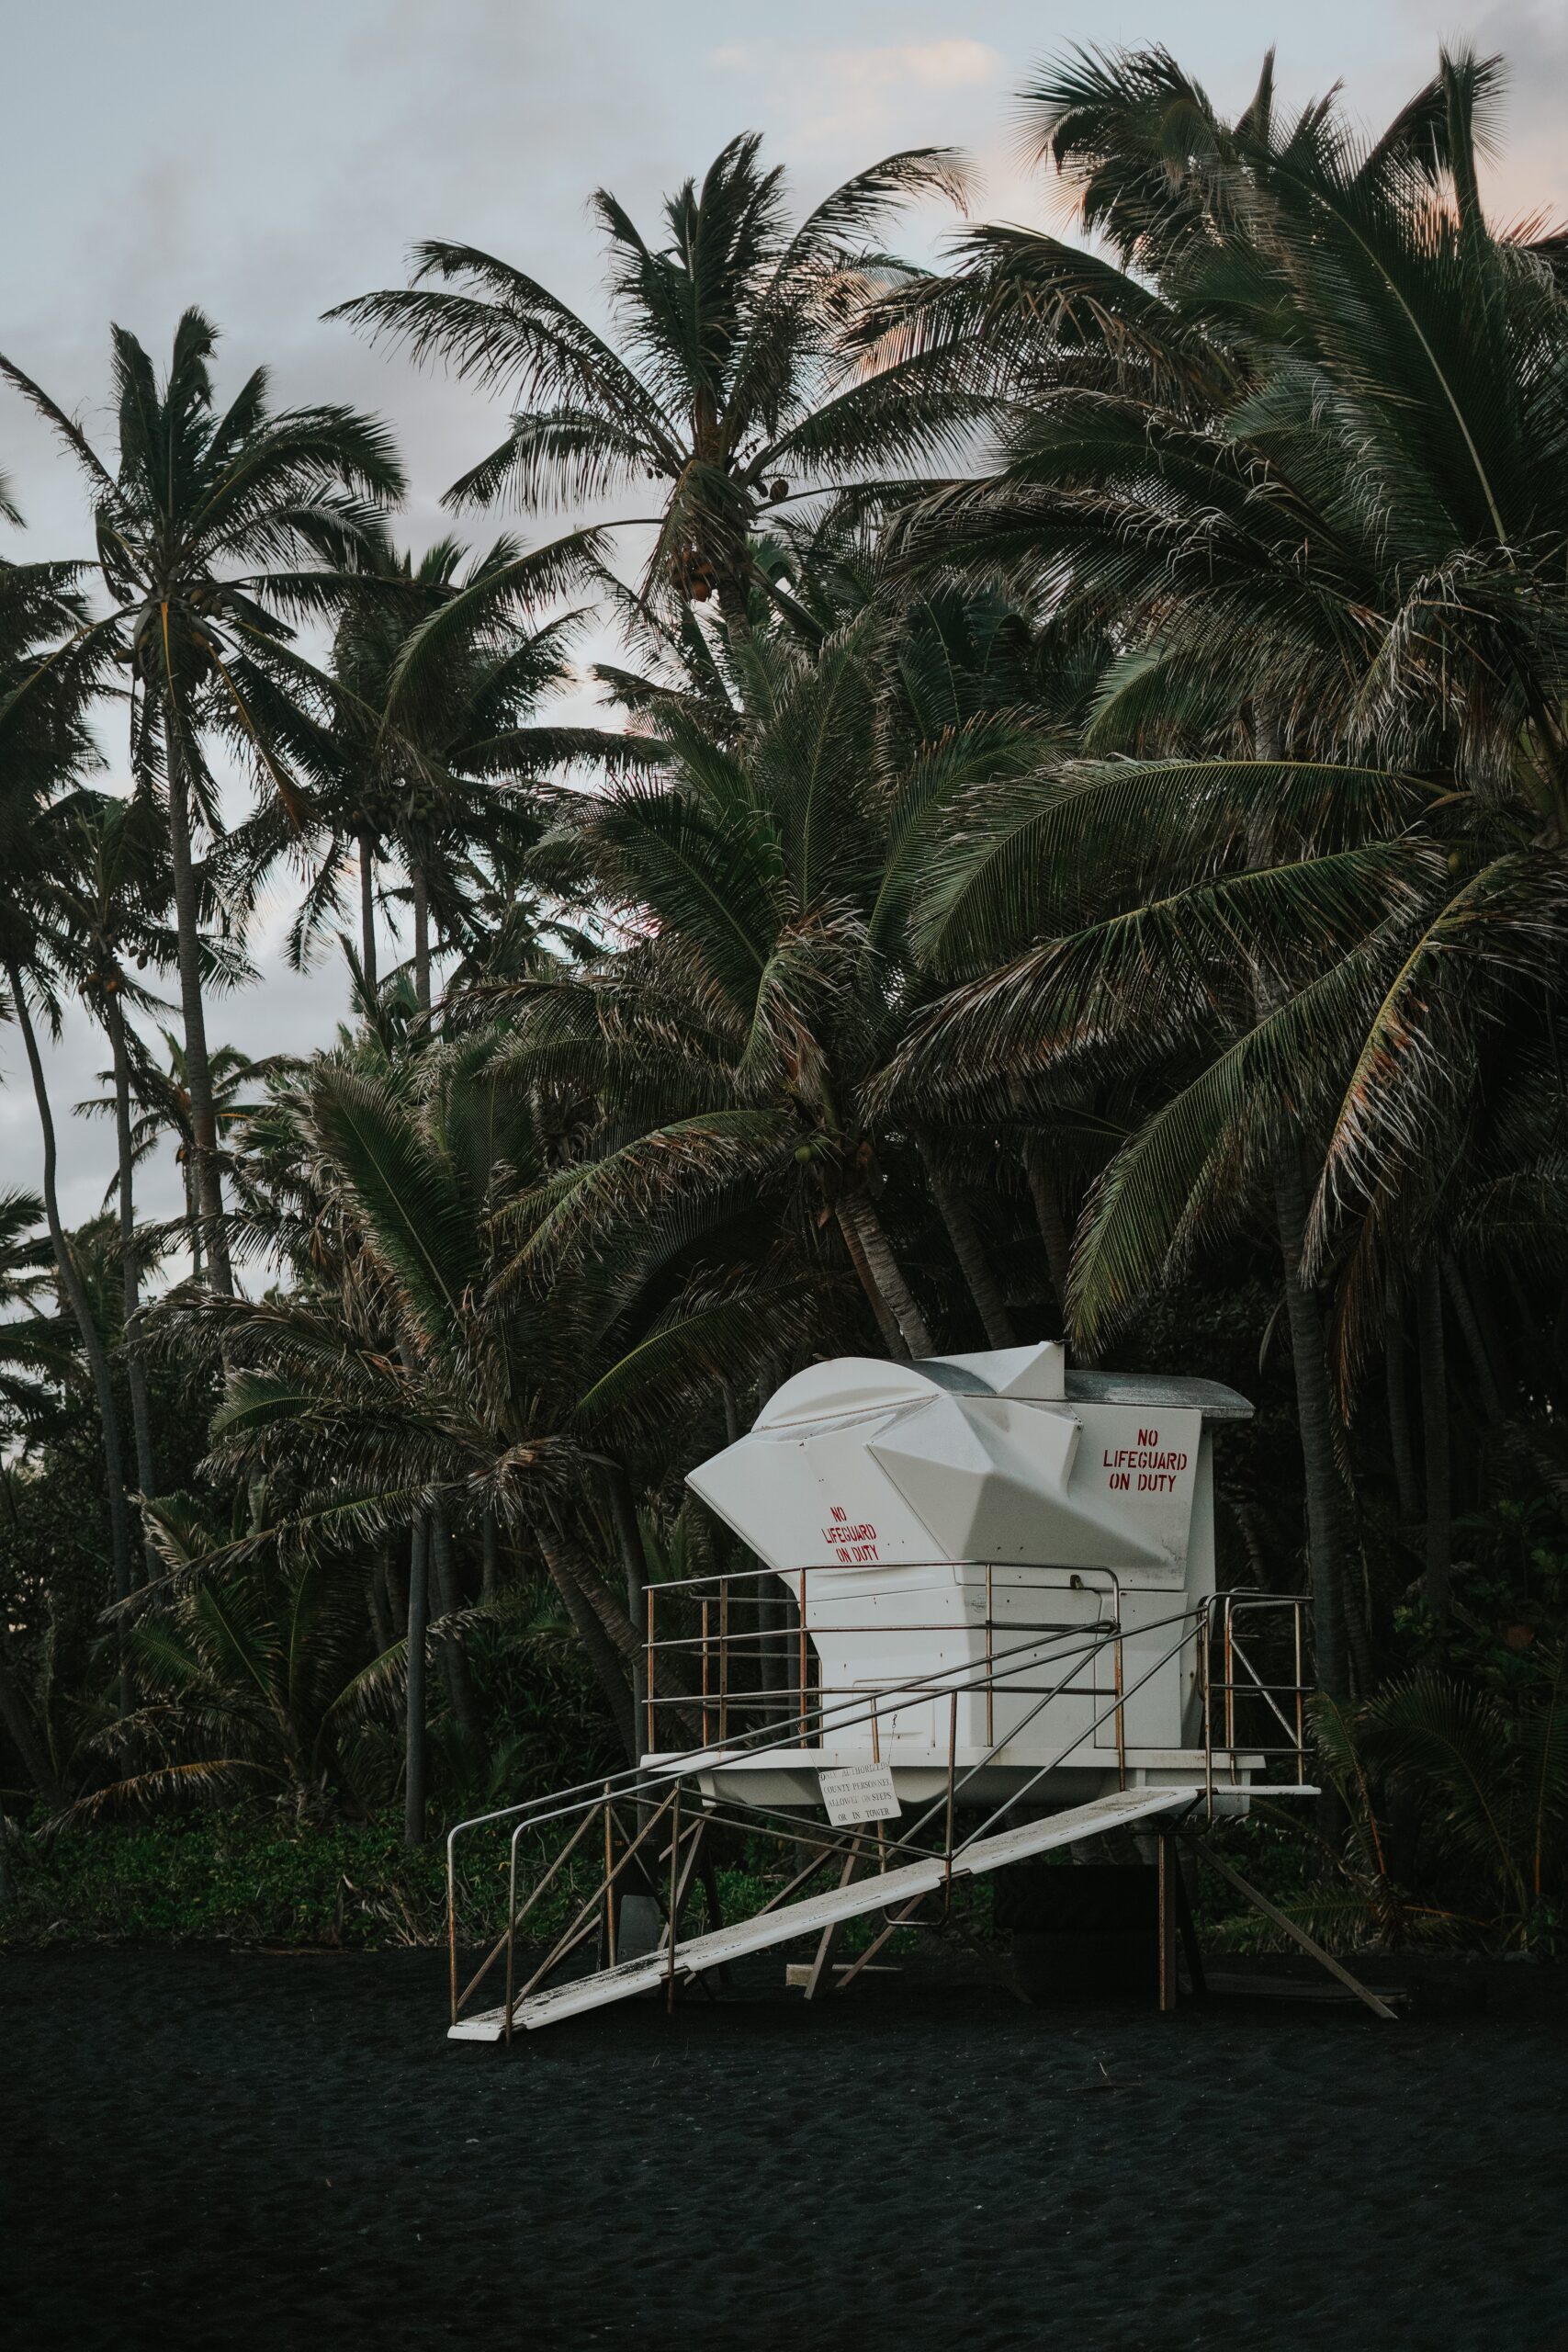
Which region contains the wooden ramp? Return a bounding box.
[450,1784,1201,2041]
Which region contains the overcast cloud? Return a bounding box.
[2,0,1564,1232]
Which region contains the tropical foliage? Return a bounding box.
[2,50,1567,1952]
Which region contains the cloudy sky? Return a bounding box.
[2,0,1565,1232]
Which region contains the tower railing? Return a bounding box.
[1200,1589,1312,1799]
[641,1559,1124,1755]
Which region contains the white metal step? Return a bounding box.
[449,1784,1202,2041]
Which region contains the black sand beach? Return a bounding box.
[4,1944,1566,2352]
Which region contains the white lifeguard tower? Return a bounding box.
[444,1347,1357,2042]
[672,1340,1248,1812]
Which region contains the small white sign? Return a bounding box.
[819,1761,900,1827]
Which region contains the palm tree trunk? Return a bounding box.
[919,1136,1016,1348]
[358,827,378,999]
[480,1509,499,1606]
[403,1517,429,1847]
[430,1503,484,1770]
[603,1461,649,1732]
[412,859,431,1014]
[546,1527,705,1755]
[1384,1282,1422,1531]
[0,1616,67,1808]
[106,993,158,1562]
[381,1538,406,1642]
[164,718,231,1294]
[1342,1561,1375,1697]
[366,1555,392,1657]
[1006,1085,1073,1325]
[1443,1255,1506,1428]
[1021,1138,1073,1325]
[834,1202,904,1355]
[7,960,136,1688]
[181,1156,203,1283]
[1416,1259,1452,1626]
[716,568,752,647]
[837,1193,932,1358]
[539,1532,638,1763]
[1273,1148,1349,1699]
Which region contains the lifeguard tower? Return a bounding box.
[671,1340,1248,1811]
[445,1345,1368,2042]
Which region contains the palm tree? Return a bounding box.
[0,555,143,1671]
[331,137,978,639]
[581,504,1101,1337]
[873,46,1568,1692]
[0,1183,81,1811]
[254,529,610,1011]
[0,309,405,1291]
[28,794,175,1585]
[1308,1664,1568,1950]
[0,1192,73,1441]
[2,940,141,1647]
[143,1009,830,1826]
[70,1487,384,1823]
[483,599,1057,1360]
[84,1029,276,1284]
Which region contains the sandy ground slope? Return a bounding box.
[3,1944,1566,2352]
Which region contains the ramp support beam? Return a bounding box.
[1157,1832,1179,2015]
[804,1853,860,1998]
[1181,1833,1397,2021]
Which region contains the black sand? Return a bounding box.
[4,1944,1566,2352]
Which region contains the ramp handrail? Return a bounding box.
[445,1583,1314,2035]
[447,1610,1131,2027]
[463,1611,1214,2041]
[470,1784,1208,2040]
[449,1603,1186,2033]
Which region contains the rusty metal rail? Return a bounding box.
[444,1582,1314,2041]
[1200,1590,1312,1803]
[641,1561,1124,1753]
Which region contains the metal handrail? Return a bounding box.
[478,1610,1209,2033]
[1201,1591,1312,1804]
[446,1607,1141,2020]
[643,1560,1123,1753]
[446,1579,1315,2030]
[448,1611,1137,2026]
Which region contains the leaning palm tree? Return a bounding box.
[0,310,405,1290]
[331,136,978,638]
